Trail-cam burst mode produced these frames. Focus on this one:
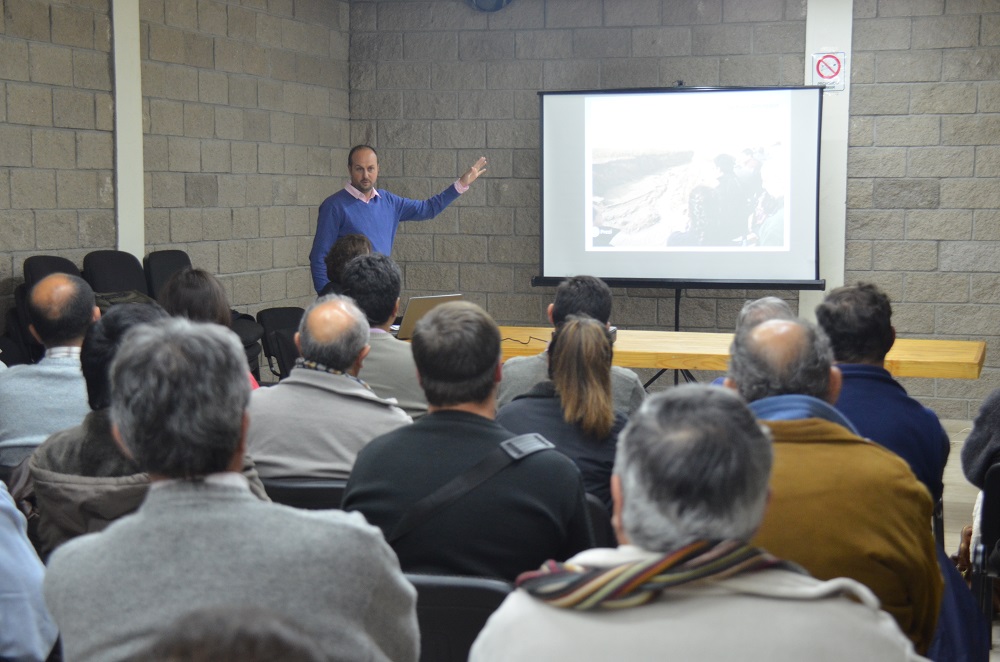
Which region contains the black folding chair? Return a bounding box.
[9,287,43,364]
[971,463,1000,644]
[256,307,305,380]
[83,250,149,295]
[144,249,192,300]
[406,573,512,662]
[585,492,616,548]
[260,477,348,510]
[0,335,27,367]
[23,255,82,286]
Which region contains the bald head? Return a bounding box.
[295,295,369,372]
[726,318,836,403]
[28,273,99,348]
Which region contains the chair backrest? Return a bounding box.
[585,492,616,548]
[8,287,44,364]
[143,249,192,299]
[273,328,301,379]
[260,477,348,510]
[256,307,305,378]
[23,255,82,287]
[934,498,945,549]
[83,250,148,295]
[0,334,28,367]
[981,464,1000,558]
[406,573,512,662]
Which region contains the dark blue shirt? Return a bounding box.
[834,363,949,502]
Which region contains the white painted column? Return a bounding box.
[799,1,853,320]
[111,0,145,259]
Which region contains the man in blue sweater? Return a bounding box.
[310,145,487,293]
[815,282,950,502]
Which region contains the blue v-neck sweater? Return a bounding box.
[310,185,460,292]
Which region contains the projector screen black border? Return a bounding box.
[535,85,825,294]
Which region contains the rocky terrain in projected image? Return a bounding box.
[591,148,773,250]
[590,150,698,248]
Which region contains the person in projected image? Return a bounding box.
[747,158,786,247]
[702,153,750,246]
[736,148,764,207]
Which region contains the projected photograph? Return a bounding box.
[540,87,821,285]
[585,93,790,251]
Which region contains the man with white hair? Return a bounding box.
[44,319,418,662]
[470,385,924,661]
[246,294,411,479]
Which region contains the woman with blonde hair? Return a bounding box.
[496,315,627,511]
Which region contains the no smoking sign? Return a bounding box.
[811,52,845,91]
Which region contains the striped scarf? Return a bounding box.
[516,540,794,610]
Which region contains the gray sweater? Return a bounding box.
[44,479,419,662]
[497,352,646,416]
[0,355,89,447]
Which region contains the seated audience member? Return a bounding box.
[961,389,1000,561]
[962,389,1000,489]
[157,267,259,389]
[341,254,428,418]
[134,607,327,662]
[320,233,372,296]
[246,295,410,479]
[496,315,626,511]
[342,302,593,581]
[710,296,795,386]
[0,273,98,447]
[44,319,418,662]
[816,282,949,502]
[471,386,925,662]
[726,318,942,654]
[0,481,57,662]
[497,275,645,416]
[29,304,269,559]
[736,295,794,329]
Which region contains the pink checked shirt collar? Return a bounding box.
[345,181,380,203]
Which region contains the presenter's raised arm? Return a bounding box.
[459,156,488,188]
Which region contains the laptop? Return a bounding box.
[392,294,464,340]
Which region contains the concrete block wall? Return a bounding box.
[140,0,350,316]
[0,0,116,314]
[1,0,349,322]
[350,0,807,391]
[850,0,1000,419]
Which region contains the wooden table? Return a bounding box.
[499,327,987,380]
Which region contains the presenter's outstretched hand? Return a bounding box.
[460,156,488,187]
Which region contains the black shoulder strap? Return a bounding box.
[386,433,553,544]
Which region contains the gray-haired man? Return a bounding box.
[471,385,924,662]
[726,318,941,655]
[245,294,411,479]
[43,319,418,662]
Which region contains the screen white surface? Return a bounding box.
[540,88,822,285]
